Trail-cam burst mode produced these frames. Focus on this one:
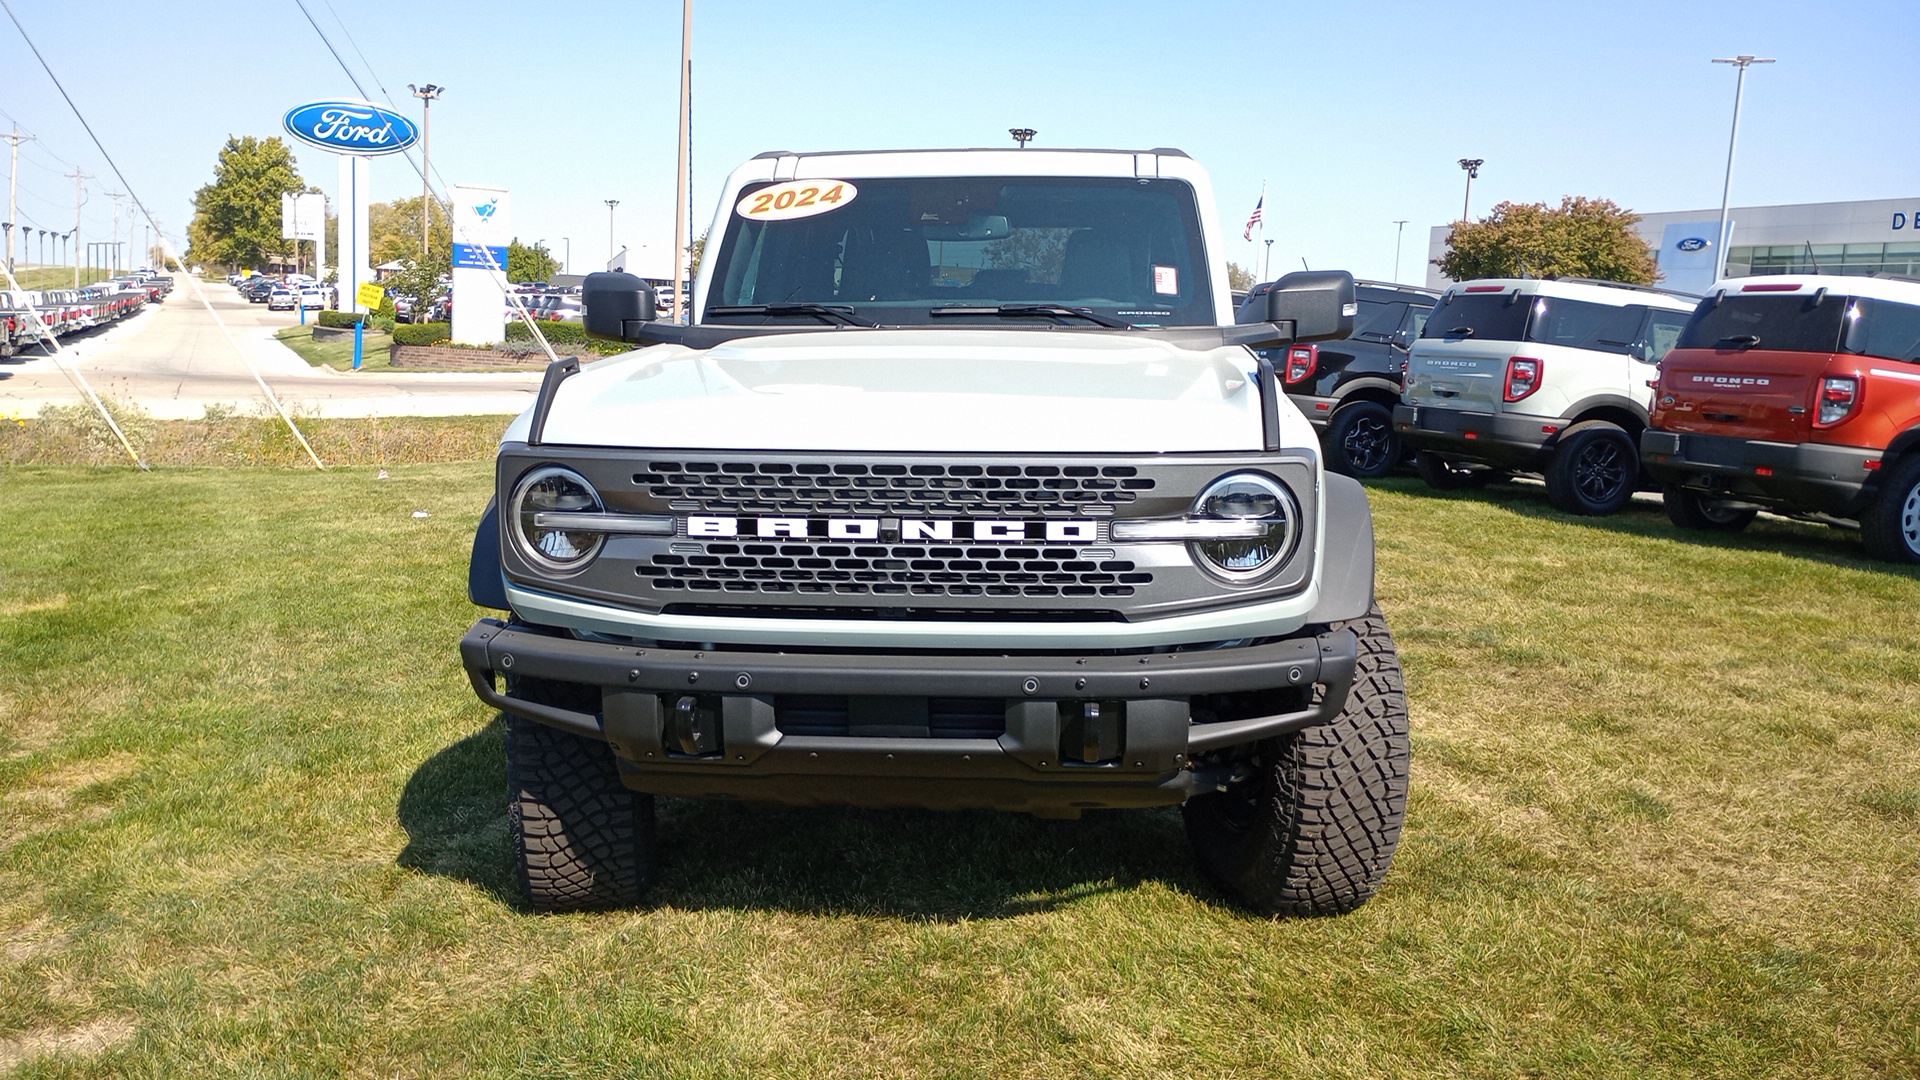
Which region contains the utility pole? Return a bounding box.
[1712,55,1774,281]
[605,200,619,270]
[66,167,90,286]
[4,126,35,273]
[105,191,126,274]
[671,0,692,321]
[409,83,443,257]
[1457,159,1483,222]
[1393,220,1408,283]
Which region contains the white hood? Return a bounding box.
[505,329,1309,453]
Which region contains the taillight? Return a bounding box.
[1503,357,1542,402]
[1816,376,1859,426]
[1282,344,1318,385]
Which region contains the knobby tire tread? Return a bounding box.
[506,696,654,912]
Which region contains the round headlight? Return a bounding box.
[1190,472,1298,582]
[510,466,605,574]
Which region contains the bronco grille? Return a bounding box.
[636,460,1156,516]
[639,542,1153,599]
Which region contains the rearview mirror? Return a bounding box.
[583,272,658,341]
[1263,270,1355,342]
[921,214,1011,241]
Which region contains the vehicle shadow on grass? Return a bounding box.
[1368,476,1920,578]
[397,716,1225,920]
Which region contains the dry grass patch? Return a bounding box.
[0,1016,135,1072]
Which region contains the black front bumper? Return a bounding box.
[460,619,1358,813]
[1640,430,1878,517]
[1394,404,1555,470]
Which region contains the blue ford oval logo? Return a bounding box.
[282,100,419,156]
[1676,237,1710,253]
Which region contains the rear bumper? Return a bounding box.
[1394,404,1554,470]
[1640,430,1877,517]
[1289,392,1339,431]
[460,618,1358,813]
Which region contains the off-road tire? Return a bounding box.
[1859,454,1920,563]
[1327,401,1400,479]
[1545,421,1638,515]
[1414,451,1495,490]
[1182,606,1410,916]
[1663,484,1757,533]
[505,686,654,912]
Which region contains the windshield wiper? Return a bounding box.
[1445,326,1476,337]
[929,304,1132,329]
[707,303,878,327]
[1718,334,1762,349]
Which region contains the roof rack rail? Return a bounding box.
[1351,279,1441,294]
[1867,271,1920,285]
[1547,276,1702,300]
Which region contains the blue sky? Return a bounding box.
[2,0,1915,282]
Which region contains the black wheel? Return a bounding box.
[1327,401,1400,478]
[505,683,654,912]
[1545,421,1638,515]
[1414,450,1495,490]
[1182,606,1410,916]
[1662,484,1757,532]
[1860,454,1920,563]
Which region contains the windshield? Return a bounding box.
[1674,295,1847,354]
[707,176,1214,326]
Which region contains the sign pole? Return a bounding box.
[353,317,363,370]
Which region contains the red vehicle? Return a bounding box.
[1642,275,1920,561]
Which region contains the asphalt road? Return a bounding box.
[0,280,543,419]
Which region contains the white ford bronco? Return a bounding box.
[460,147,1408,916]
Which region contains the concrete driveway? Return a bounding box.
[0,280,544,419]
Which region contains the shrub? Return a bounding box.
[393,322,452,346]
[317,310,363,329]
[506,320,631,355]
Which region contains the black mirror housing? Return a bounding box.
[1264,271,1356,342]
[583,272,658,341]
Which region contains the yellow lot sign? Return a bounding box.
[356,281,386,310]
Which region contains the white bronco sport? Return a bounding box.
[460,147,1409,916]
[1394,277,1697,514]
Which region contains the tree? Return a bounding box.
[1227,262,1256,291]
[368,196,451,267]
[685,229,708,286]
[185,136,307,271]
[507,238,559,283]
[1437,197,1658,284]
[384,250,450,312]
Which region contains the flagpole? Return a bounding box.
[1256,179,1267,281]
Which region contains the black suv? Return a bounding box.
[1244,280,1438,477]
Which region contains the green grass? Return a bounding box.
[0,468,1916,1077]
[5,267,114,290]
[274,324,401,372]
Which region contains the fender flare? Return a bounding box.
[1330,376,1403,407]
[1559,393,1650,430]
[469,497,510,610]
[1305,473,1376,625]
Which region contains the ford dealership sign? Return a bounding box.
[282,100,418,156]
[1675,237,1711,253]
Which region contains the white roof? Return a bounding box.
[1709,274,1920,305]
[1439,277,1698,312]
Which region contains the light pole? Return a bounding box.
[1711,55,1774,280]
[561,237,569,275]
[605,200,619,270]
[409,83,443,257]
[1009,127,1036,149]
[1263,238,1274,280]
[1457,159,1483,221]
[1392,220,1408,282]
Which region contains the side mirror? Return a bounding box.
[1264,270,1355,342]
[583,272,658,341]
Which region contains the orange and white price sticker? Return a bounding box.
[735,179,858,222]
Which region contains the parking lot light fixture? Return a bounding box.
[1457,159,1483,221]
[1010,127,1036,149]
[605,201,619,271]
[408,83,444,257]
[1712,56,1774,280]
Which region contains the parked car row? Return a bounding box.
[0,272,170,357]
[1372,272,1920,562]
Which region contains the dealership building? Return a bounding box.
[1424,195,1920,295]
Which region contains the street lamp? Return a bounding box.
[1009,127,1036,149]
[1457,159,1483,221]
[1711,55,1774,280]
[605,200,619,270]
[1393,219,1409,283]
[561,237,569,275]
[409,83,444,257]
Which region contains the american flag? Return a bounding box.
[1243,196,1263,241]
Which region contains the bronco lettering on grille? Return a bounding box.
[686,516,1099,543]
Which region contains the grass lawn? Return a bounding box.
[5,268,116,291]
[0,467,1915,1077]
[274,324,401,373]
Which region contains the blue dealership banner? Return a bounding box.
[453,243,510,270]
